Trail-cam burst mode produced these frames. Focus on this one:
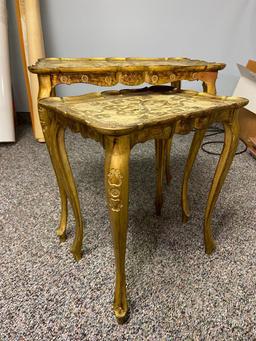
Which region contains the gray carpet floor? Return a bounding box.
[0,123,256,341]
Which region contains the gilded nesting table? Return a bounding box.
[29,56,225,222]
[38,87,248,323]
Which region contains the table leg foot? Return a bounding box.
[115,306,130,324]
[71,247,83,262]
[58,232,67,243]
[182,211,189,224]
[204,228,216,254]
[55,190,68,241]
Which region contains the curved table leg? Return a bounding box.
[56,127,84,261]
[50,126,68,242]
[204,115,239,254]
[38,77,68,242]
[181,128,207,223]
[104,136,130,324]
[155,139,165,216]
[39,106,68,242]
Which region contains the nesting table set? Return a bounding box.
[29,58,248,323]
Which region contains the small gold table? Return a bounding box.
[38,87,247,323]
[29,57,225,96]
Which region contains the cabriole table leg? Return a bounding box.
[204,111,239,254]
[38,76,68,243]
[45,111,83,261]
[182,75,217,223]
[48,116,68,242]
[39,105,68,242]
[181,128,207,223]
[56,126,84,261]
[104,135,130,324]
[155,139,166,216]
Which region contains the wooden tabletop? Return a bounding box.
[29,57,226,74]
[39,87,247,135]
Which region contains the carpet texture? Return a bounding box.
[0,124,256,341]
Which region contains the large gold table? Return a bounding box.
[29,57,225,214]
[38,87,247,323]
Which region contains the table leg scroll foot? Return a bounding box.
[204,227,216,254]
[55,190,68,242]
[57,232,67,243]
[115,306,130,324]
[70,238,83,262]
[182,211,189,224]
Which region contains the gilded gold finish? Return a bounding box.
[39,87,247,323]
